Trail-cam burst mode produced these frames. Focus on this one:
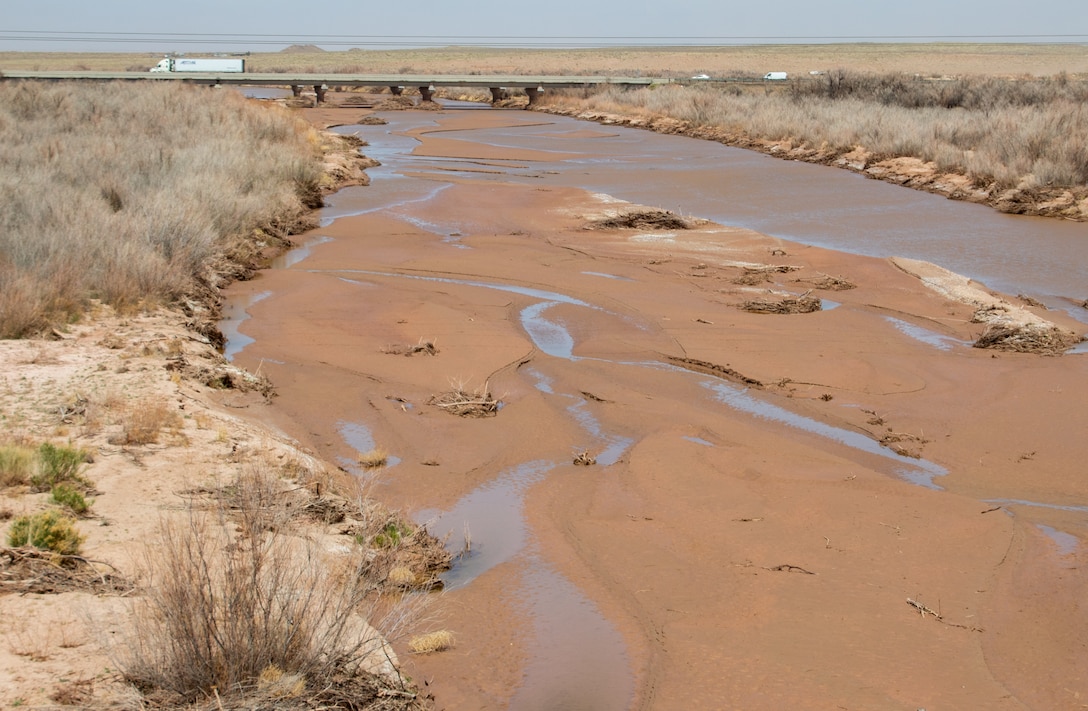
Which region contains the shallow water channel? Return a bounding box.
[224,103,1086,708]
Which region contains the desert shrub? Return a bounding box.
[0,81,324,338]
[117,466,419,707]
[50,483,92,516]
[0,444,36,487]
[7,509,84,555]
[30,442,91,491]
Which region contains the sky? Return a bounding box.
[3,0,1088,52]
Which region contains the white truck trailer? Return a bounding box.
[150,58,245,73]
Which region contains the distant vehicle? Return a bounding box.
[763,72,788,81]
[691,73,711,80]
[150,58,245,73]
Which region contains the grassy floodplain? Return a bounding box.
[0,81,324,338]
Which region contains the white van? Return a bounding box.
[763,72,788,81]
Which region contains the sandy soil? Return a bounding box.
[218,102,1087,710]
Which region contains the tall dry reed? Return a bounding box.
[0,81,323,338]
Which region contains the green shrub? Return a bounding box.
[51,483,92,516]
[7,510,84,555]
[0,444,36,487]
[30,442,91,491]
[372,521,412,549]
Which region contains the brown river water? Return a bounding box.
[222,102,1088,710]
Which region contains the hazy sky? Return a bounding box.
[3,0,1088,52]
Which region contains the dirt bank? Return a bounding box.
[219,102,1088,710]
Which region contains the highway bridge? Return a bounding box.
[0,70,663,105]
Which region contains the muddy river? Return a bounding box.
[223,103,1088,710]
[343,105,1088,319]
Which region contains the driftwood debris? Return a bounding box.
[741,294,822,314]
[585,209,691,231]
[973,323,1081,356]
[0,547,131,596]
[382,339,439,357]
[796,273,857,291]
[766,563,816,575]
[428,385,501,417]
[906,598,984,631]
[573,451,597,466]
[667,356,763,388]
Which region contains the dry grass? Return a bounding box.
[0,81,324,338]
[407,630,455,655]
[0,444,36,487]
[358,447,390,469]
[110,400,185,446]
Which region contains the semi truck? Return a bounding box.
[150,58,245,73]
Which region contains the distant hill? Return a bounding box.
[281,44,325,53]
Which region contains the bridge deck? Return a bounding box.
[0,70,661,89]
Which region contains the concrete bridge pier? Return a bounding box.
[525,87,541,105]
[314,85,328,103]
[389,86,403,95]
[290,85,302,97]
[489,87,504,104]
[419,85,434,103]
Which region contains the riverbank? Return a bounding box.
[228,101,1087,709]
[0,118,444,709]
[532,101,1088,221]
